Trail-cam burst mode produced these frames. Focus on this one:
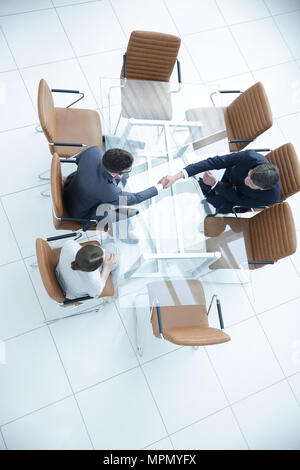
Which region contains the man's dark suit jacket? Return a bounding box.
[184,149,280,213]
[63,146,158,229]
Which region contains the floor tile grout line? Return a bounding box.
[1,181,50,199]
[0,7,54,18]
[21,239,96,450]
[143,367,300,450]
[74,362,142,397]
[0,47,125,75]
[108,0,129,41]
[162,0,204,83]
[45,325,96,450]
[0,123,41,134]
[139,365,175,449]
[229,375,297,409]
[252,294,300,317]
[0,426,7,450]
[262,0,300,74]
[212,0,260,84]
[113,302,173,447]
[0,27,38,121]
[0,393,74,429]
[167,403,242,445]
[255,314,300,411]
[171,7,300,39]
[213,0,300,114]
[203,347,250,449]
[0,198,96,445]
[263,0,300,74]
[269,16,300,71]
[0,199,24,266]
[115,302,298,447]
[51,0,113,111]
[141,435,172,451]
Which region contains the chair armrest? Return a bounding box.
[59,158,77,163]
[210,90,242,106]
[207,295,225,329]
[232,205,268,217]
[46,232,80,242]
[123,53,127,79]
[176,59,182,84]
[229,138,254,144]
[60,217,98,225]
[49,142,88,148]
[216,297,224,330]
[51,88,84,108]
[63,295,92,305]
[248,260,275,266]
[156,304,164,337]
[247,148,271,153]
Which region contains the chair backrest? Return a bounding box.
[224,82,273,152]
[38,78,57,143]
[147,280,230,346]
[36,238,65,303]
[266,143,300,200]
[248,201,297,263]
[51,153,64,219]
[121,30,181,82]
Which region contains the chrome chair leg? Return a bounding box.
[38,169,50,181]
[41,187,50,197]
[44,299,108,325]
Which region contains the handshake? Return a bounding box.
[157,174,180,189]
[157,170,217,190]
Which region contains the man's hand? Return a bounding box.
[158,172,183,189]
[203,171,217,187]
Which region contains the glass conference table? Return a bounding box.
[99,77,251,287]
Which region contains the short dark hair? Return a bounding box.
[71,244,104,272]
[250,164,280,190]
[102,148,134,173]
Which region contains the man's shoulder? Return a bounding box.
[240,149,268,164]
[79,145,104,164]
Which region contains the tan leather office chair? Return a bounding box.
[117,30,181,123]
[265,143,300,201]
[38,78,103,159]
[36,238,114,319]
[50,152,105,233]
[145,280,230,349]
[204,201,297,270]
[186,82,273,152]
[121,30,181,82]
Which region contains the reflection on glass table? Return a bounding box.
[100,77,228,157]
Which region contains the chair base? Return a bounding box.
[44,298,108,324]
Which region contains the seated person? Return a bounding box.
[63,146,163,242]
[159,149,280,213]
[56,240,117,300]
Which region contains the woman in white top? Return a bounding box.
[56,240,117,300]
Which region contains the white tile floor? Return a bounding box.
[0,0,300,450]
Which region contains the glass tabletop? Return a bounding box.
[98,77,251,289]
[100,77,228,155]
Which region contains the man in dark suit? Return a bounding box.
[63,145,162,242]
[159,149,280,213]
